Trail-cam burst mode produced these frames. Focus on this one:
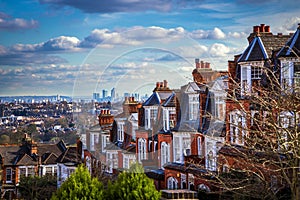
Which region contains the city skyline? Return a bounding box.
[1,0,300,97]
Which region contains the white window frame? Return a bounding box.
[180,173,186,189]
[241,65,251,96]
[214,94,225,120]
[6,168,12,183]
[117,121,125,142]
[189,94,199,120]
[173,134,191,163]
[106,151,118,173]
[145,106,158,130]
[101,134,110,153]
[167,177,178,189]
[229,110,247,146]
[161,142,170,168]
[197,136,202,156]
[138,138,147,162]
[188,174,195,190]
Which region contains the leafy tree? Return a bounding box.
[51,165,104,200]
[106,163,161,200]
[19,174,57,200]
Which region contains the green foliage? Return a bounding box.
[19,174,57,200]
[51,165,104,200]
[105,163,161,200]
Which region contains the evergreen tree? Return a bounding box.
[106,163,161,200]
[51,165,104,200]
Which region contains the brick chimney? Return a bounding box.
[195,58,200,69]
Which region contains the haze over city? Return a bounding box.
[1,0,300,97]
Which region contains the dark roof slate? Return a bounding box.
[238,36,268,62]
[277,26,300,57]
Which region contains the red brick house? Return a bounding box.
[217,24,300,196]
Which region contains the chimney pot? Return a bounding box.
[265,25,270,32]
[195,59,200,68]
[205,62,210,68]
[163,80,168,88]
[260,24,265,32]
[253,26,260,33]
[200,61,204,68]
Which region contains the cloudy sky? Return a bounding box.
[1,0,300,97]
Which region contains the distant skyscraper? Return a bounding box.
[111,88,115,101]
[124,92,130,98]
[102,90,108,98]
[93,93,100,101]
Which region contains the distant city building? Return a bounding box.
[93,93,100,101]
[102,90,108,98]
[124,92,130,98]
[111,88,115,101]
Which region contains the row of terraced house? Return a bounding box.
[90,23,300,196]
[1,23,299,199]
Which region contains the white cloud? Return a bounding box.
[189,27,225,39]
[227,31,247,39]
[209,43,230,57]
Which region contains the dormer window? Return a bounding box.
[240,64,263,96]
[281,61,300,92]
[163,107,176,131]
[188,94,199,120]
[117,121,124,142]
[145,106,158,130]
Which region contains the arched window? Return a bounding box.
[198,184,210,192]
[167,177,178,189]
[161,142,170,168]
[138,138,147,162]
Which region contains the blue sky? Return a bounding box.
[0,0,300,97]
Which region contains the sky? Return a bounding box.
[0,0,300,98]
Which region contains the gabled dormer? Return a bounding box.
[238,36,268,97]
[277,24,300,93]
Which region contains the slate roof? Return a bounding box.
[57,146,80,163]
[277,25,300,57]
[162,92,176,107]
[238,36,268,62]
[143,91,173,106]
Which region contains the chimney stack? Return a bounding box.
[260,24,265,32]
[163,80,168,88]
[195,58,200,68]
[265,25,270,32]
[253,26,260,33]
[200,60,204,68]
[205,62,210,69]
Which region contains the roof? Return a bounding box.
[238,36,268,62]
[277,25,300,58]
[57,146,80,163]
[143,92,161,106]
[143,91,173,106]
[162,92,176,107]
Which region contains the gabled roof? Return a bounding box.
[238,36,268,62]
[181,82,200,93]
[57,146,80,164]
[143,92,161,106]
[162,92,176,107]
[16,153,37,165]
[277,25,300,58]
